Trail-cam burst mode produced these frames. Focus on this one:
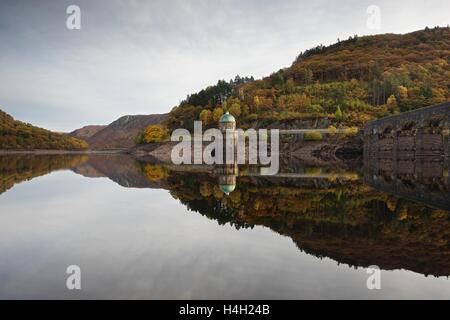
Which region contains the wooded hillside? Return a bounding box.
[0,109,88,150]
[166,27,450,131]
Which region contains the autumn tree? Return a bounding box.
[303,68,314,85]
[143,125,169,143]
[386,95,398,113]
[199,109,213,125]
[228,102,242,118]
[397,86,408,100]
[285,78,295,93]
[212,107,224,123]
[199,182,213,197]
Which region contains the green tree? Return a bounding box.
[272,70,285,88]
[335,106,344,121]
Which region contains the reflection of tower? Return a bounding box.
[446,156,450,187]
[216,164,238,196]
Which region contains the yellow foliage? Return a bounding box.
[144,164,167,181]
[342,173,359,181]
[253,96,261,107]
[327,173,337,182]
[199,109,213,125]
[213,185,224,200]
[398,86,408,100]
[386,199,397,212]
[327,126,337,135]
[398,207,408,221]
[344,127,359,136]
[386,95,398,111]
[199,182,213,197]
[432,210,449,219]
[304,131,323,141]
[212,108,224,123]
[228,103,242,118]
[143,125,169,143]
[305,167,322,176]
[229,189,241,204]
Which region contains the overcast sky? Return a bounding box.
[0,0,449,131]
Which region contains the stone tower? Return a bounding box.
[219,111,236,132]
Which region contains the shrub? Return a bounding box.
[327,126,338,135]
[142,125,169,143]
[306,104,324,114]
[344,127,359,136]
[304,131,323,141]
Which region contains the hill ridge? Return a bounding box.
[0,109,88,150]
[166,27,450,131]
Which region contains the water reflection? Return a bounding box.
[0,154,88,194]
[0,154,449,280]
[364,157,450,211]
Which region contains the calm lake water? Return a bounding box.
[0,154,449,299]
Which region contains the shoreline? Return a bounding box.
[0,149,126,155]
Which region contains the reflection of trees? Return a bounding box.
[160,170,450,277]
[142,164,167,181]
[0,154,88,194]
[167,174,250,229]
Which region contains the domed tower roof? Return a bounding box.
[219,184,236,195]
[219,111,236,124]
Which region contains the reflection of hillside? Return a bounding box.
[72,154,165,189]
[285,218,450,277]
[0,154,88,194]
[364,158,450,211]
[164,170,450,277]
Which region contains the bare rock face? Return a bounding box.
[86,114,168,150]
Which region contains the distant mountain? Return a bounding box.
[69,125,107,140]
[0,109,88,150]
[86,114,168,150]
